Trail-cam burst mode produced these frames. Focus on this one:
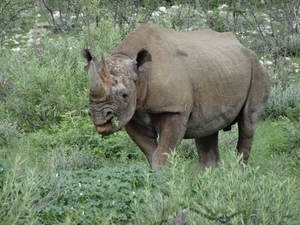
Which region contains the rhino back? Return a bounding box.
[113,23,240,58]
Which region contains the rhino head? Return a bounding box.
[82,49,152,135]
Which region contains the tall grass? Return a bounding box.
[0,155,42,225]
[0,38,88,131]
[133,151,300,225]
[1,149,299,224]
[263,85,300,119]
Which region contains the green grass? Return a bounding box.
[1,119,299,224]
[133,153,300,225]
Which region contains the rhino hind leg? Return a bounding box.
[195,132,220,172]
[236,60,270,164]
[236,119,257,164]
[236,100,267,164]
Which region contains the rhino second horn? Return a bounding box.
[100,54,115,86]
[89,60,106,97]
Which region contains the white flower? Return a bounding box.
[218,4,228,10]
[265,61,273,65]
[171,5,180,10]
[159,6,167,13]
[11,47,20,52]
[53,11,60,19]
[207,10,213,15]
[152,11,160,17]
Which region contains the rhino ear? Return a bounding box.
[81,49,93,71]
[133,48,152,72]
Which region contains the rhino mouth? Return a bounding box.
[96,123,115,135]
[95,118,120,136]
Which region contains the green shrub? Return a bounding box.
[1,152,165,225]
[47,146,104,172]
[0,38,87,131]
[0,155,42,225]
[81,19,123,54]
[25,111,143,170]
[133,151,300,225]
[0,0,35,47]
[0,164,7,190]
[0,119,23,147]
[276,31,300,58]
[286,104,300,121]
[263,85,300,119]
[265,116,300,155]
[37,163,168,224]
[1,133,299,225]
[49,112,141,161]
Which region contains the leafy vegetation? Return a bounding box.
[0,0,300,224]
[133,152,300,225]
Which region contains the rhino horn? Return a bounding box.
[89,58,106,97]
[100,54,115,88]
[81,49,104,95]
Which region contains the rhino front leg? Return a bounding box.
[195,132,220,172]
[151,113,187,170]
[125,120,158,165]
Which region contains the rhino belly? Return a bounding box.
[184,103,242,138]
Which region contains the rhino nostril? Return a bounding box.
[105,110,114,119]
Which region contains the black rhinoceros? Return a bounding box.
[82,23,270,171]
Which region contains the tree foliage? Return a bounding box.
[0,0,35,47]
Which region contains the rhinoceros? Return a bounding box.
[82,23,270,171]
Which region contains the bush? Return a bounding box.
[25,111,143,171]
[263,85,300,119]
[3,150,165,224]
[265,116,300,155]
[0,155,43,225]
[48,112,141,161]
[37,163,168,224]
[81,19,123,54]
[0,119,23,147]
[286,104,300,122]
[133,152,300,224]
[0,38,88,131]
[1,142,299,224]
[47,146,104,172]
[0,0,35,46]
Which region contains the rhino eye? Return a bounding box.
[120,90,129,99]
